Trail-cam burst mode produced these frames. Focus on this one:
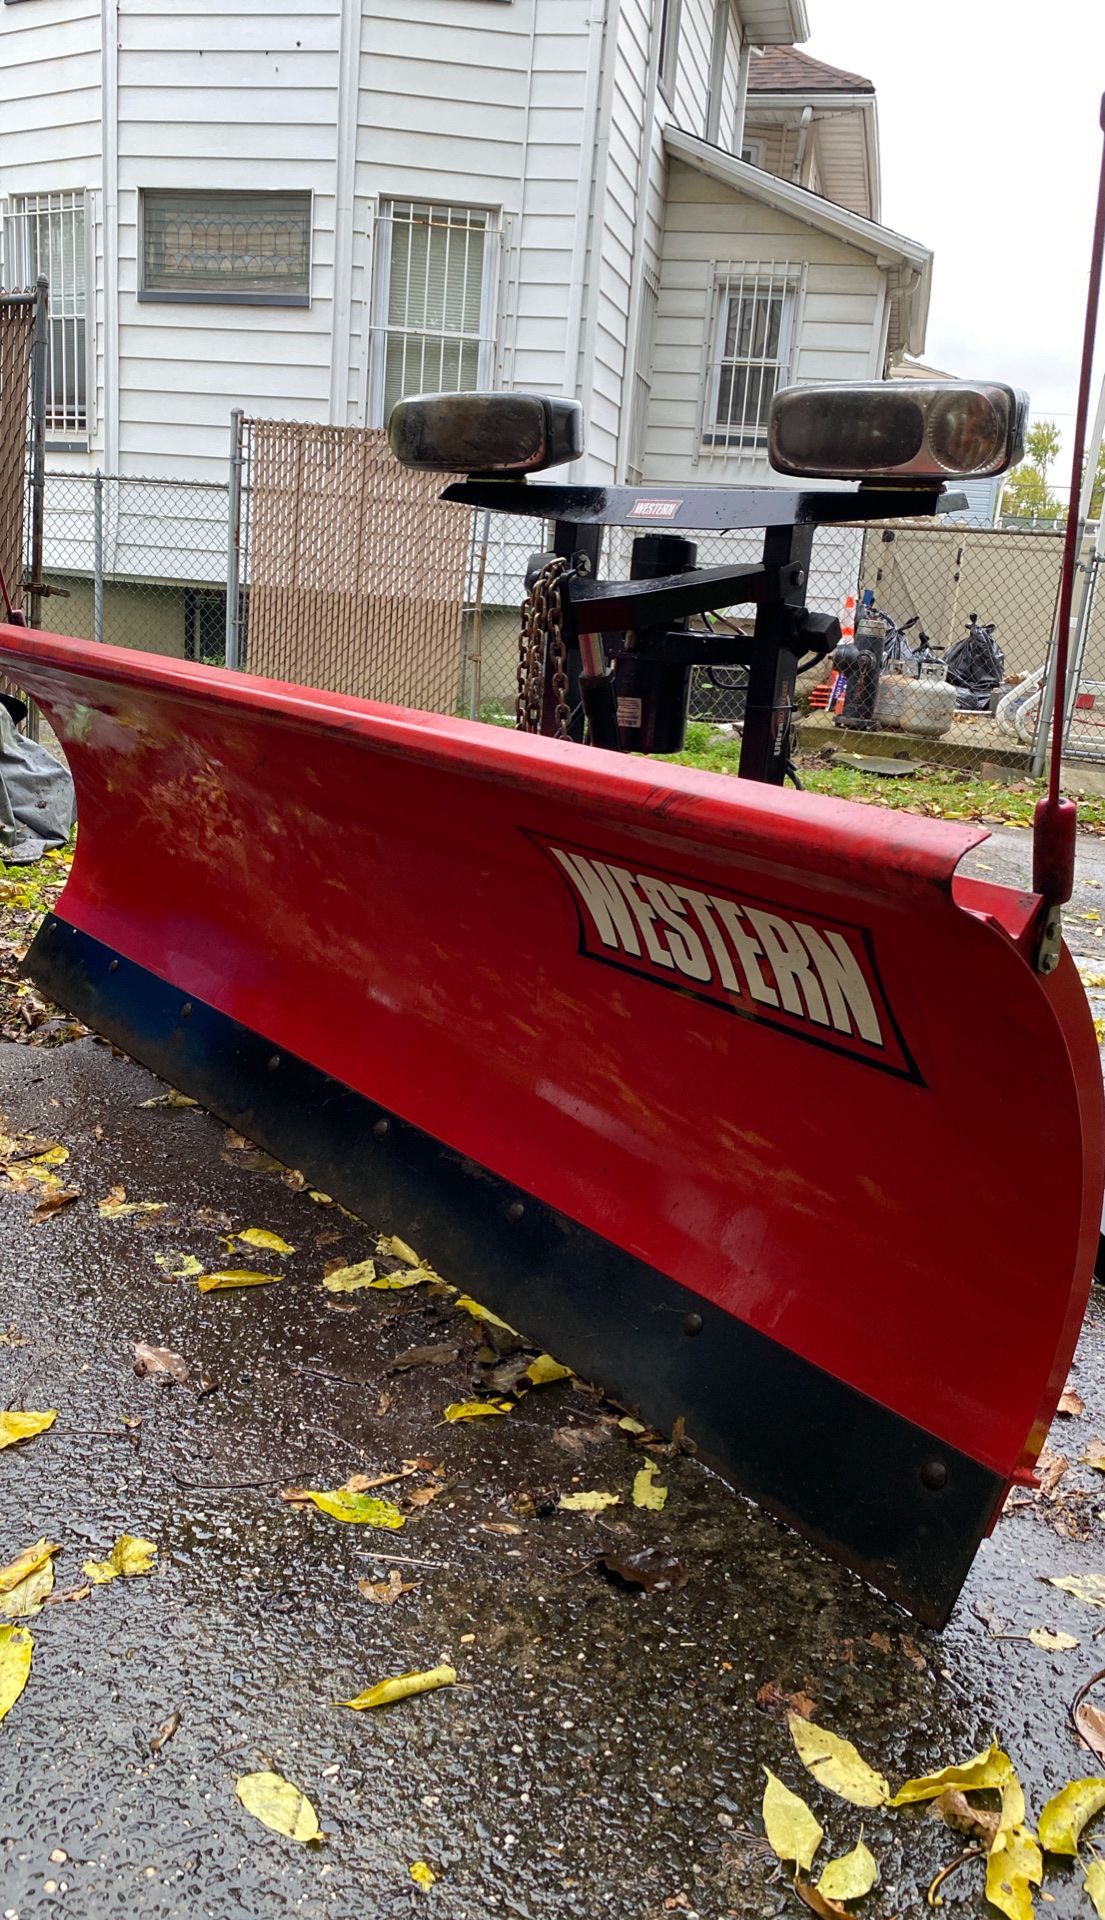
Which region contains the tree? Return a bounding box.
[1025,418,1061,484]
[1002,417,1064,523]
[1090,443,1105,520]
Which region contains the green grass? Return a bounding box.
[666,722,1105,833]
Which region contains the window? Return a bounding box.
[704,265,798,451]
[5,191,89,439]
[370,201,499,426]
[140,189,312,304]
[659,0,682,103]
[740,139,765,168]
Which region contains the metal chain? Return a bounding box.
[515,556,571,739]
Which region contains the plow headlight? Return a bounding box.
[388,391,585,475]
[768,381,1027,481]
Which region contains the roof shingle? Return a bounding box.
[748,47,874,94]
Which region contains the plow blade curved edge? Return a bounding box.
[4,624,1102,1625]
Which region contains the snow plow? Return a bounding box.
[3,347,1104,1623]
[2,373,1102,1627]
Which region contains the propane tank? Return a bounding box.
[875,664,911,729]
[899,668,956,738]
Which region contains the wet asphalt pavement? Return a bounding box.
[1,825,1105,1920]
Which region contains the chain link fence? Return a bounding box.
[38,470,230,662]
[27,420,1103,789]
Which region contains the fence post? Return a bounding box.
[22,276,50,739]
[225,407,244,670]
[93,469,105,646]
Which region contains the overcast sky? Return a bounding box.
[803,2,1105,490]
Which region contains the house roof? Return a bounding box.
[749,48,874,94]
[662,126,932,357]
[741,2,811,47]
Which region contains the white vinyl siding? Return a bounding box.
[643,158,885,485]
[369,200,498,425]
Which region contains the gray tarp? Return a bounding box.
[0,704,75,864]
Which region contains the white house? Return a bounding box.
[0,1,932,493]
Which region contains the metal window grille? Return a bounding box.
[703,263,797,454]
[371,201,499,426]
[141,189,312,300]
[6,192,88,437]
[626,268,660,484]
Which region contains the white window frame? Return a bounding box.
[659,0,683,105]
[740,138,766,168]
[701,262,801,456]
[3,189,94,446]
[367,199,501,429]
[138,188,313,307]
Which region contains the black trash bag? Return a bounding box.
[945,615,1005,700]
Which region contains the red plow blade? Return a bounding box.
[4,622,1102,1624]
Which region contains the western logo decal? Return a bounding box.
[629,498,681,520]
[535,836,917,1081]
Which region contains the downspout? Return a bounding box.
[101,0,119,476]
[564,0,608,411]
[732,32,753,154]
[329,0,360,423]
[615,0,664,477]
[504,0,541,388]
[791,103,812,184]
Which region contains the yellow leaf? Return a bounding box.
[376,1233,422,1266]
[817,1839,879,1901]
[999,1770,1027,1838]
[1085,1447,1105,1474]
[409,1862,436,1891]
[524,1353,573,1387]
[236,1770,321,1844]
[336,1663,457,1711]
[235,1228,295,1255]
[0,1624,33,1723]
[282,1487,405,1528]
[0,1538,59,1595]
[197,1268,281,1292]
[789,1715,890,1808]
[891,1741,1015,1805]
[632,1458,669,1510]
[0,1410,56,1451]
[1038,1778,1105,1855]
[453,1294,519,1335]
[443,1400,513,1422]
[558,1490,621,1512]
[82,1535,158,1584]
[97,1188,165,1218]
[138,1090,198,1108]
[985,1826,1042,1920]
[31,1145,69,1166]
[618,1416,647,1434]
[154,1251,203,1278]
[762,1767,823,1873]
[1085,1859,1105,1918]
[368,1265,440,1291]
[1045,1574,1105,1608]
[322,1258,377,1293]
[0,1560,54,1619]
[1026,1628,1079,1651]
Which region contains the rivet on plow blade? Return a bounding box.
[2,627,1103,1627]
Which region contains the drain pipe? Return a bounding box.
[792,104,813,184]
